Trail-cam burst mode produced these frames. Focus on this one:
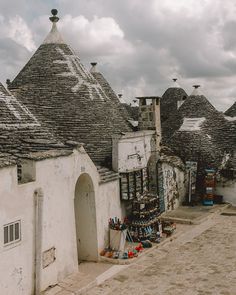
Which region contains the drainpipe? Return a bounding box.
[34,188,44,295]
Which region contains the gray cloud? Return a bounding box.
[0,38,31,83]
[0,0,236,111]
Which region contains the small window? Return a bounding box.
[17,164,22,182]
[3,221,21,246]
[17,160,36,184]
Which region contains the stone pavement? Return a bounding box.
[42,223,189,295]
[87,212,236,295]
[160,204,229,224]
[41,262,127,295]
[42,204,233,295]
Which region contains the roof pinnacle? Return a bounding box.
[49,9,59,23]
[191,85,201,96]
[90,62,98,73]
[43,9,64,44]
[171,78,180,88]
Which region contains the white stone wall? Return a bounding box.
[0,147,123,294]
[0,166,35,295]
[96,179,122,252]
[112,130,155,172]
[216,180,236,205]
[161,163,186,211]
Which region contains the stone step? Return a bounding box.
[100,176,119,184]
[41,271,96,295]
[97,166,119,184]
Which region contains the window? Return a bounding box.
[3,221,21,245]
[17,160,36,184]
[17,163,22,182]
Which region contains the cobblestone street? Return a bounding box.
[87,214,236,295]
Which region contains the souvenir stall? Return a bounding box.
[203,168,216,205]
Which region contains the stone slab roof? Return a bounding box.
[160,146,185,170]
[9,20,133,166]
[91,70,135,126]
[162,94,236,170]
[225,101,236,117]
[122,104,139,121]
[161,86,188,123]
[0,83,73,167]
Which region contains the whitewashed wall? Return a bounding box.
[0,166,35,295]
[112,130,155,172]
[161,162,186,211]
[96,179,122,252]
[0,147,123,294]
[216,180,236,205]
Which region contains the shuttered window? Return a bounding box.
[3,221,21,245]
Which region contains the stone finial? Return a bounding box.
[191,85,201,96]
[117,93,125,103]
[43,9,64,44]
[90,62,98,73]
[171,78,180,88]
[49,9,59,23]
[6,79,11,86]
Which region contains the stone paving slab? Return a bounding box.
[42,205,231,295]
[87,213,236,295]
[160,203,230,224]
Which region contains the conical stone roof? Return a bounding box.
[162,91,234,170]
[161,79,188,123]
[9,10,132,166]
[0,83,72,166]
[225,101,236,117]
[162,93,219,140]
[89,63,135,124]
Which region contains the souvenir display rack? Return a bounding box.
[203,168,216,206]
[128,193,161,241]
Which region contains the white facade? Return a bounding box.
[112,130,155,172]
[0,147,122,294]
[216,180,236,205]
[160,162,186,211]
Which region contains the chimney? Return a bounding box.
[137,96,161,149]
[191,84,201,96]
[90,62,97,73]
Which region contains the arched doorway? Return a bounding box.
[74,173,98,262]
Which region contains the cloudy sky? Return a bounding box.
[0,0,236,111]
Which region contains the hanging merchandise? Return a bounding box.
[186,161,198,204]
[127,192,162,242]
[203,168,216,206]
